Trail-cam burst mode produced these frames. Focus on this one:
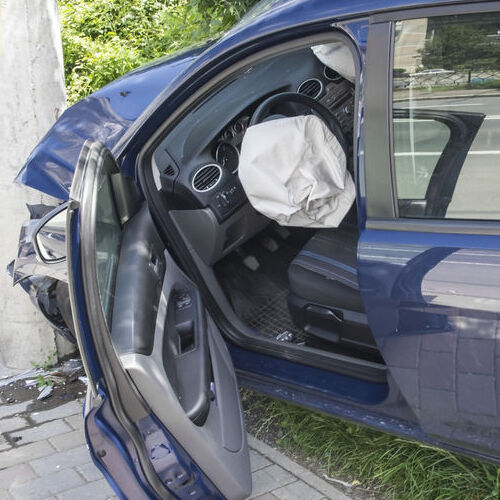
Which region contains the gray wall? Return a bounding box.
[0,0,71,370]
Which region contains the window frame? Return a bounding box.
[364,1,500,234]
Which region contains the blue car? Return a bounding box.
[10,0,500,498]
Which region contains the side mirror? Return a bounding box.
[34,204,67,263]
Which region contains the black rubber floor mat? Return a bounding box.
[214,225,313,344]
[242,289,307,343]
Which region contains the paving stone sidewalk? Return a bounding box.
[0,396,350,500]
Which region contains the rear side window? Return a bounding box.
[392,13,500,220]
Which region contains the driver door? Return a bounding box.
[67,140,251,499]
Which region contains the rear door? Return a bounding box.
[67,141,251,499]
[360,5,500,460]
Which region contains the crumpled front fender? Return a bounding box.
[8,203,75,343]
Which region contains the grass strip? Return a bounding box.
[242,390,500,500]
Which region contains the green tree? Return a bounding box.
[59,0,258,103]
[420,22,500,71]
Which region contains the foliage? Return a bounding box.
[420,16,500,71]
[30,348,58,387]
[242,391,500,500]
[187,0,258,26]
[59,0,258,103]
[36,374,54,388]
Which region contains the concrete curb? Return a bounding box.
[248,435,351,500]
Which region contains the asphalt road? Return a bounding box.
[394,94,500,219]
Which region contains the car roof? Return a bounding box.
[229,0,472,35]
[212,0,475,61]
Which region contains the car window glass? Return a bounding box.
[392,13,500,219]
[94,159,121,326]
[393,114,450,199]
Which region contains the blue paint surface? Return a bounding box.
[15,47,205,200]
[358,228,500,458]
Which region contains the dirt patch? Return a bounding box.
[0,371,86,413]
[0,356,86,414]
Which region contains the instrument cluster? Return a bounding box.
[214,116,249,174]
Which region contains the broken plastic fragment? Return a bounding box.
[37,385,53,400]
[0,368,39,387]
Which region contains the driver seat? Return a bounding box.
[288,224,377,352]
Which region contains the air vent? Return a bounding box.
[192,164,222,192]
[324,65,342,82]
[163,164,176,177]
[297,78,323,99]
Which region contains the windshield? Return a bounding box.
[227,0,291,33]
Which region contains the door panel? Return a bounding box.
[68,140,251,499]
[358,230,500,458]
[111,205,211,424]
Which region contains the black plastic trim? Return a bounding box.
[364,22,395,218]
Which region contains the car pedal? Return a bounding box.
[236,248,260,270]
[243,255,259,271]
[274,226,290,240]
[262,237,279,252]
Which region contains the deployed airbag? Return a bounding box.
[312,43,355,83]
[238,114,355,228]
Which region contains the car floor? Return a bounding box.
[214,225,314,345]
[215,222,385,363]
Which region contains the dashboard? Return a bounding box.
[151,47,355,264]
[215,116,249,174]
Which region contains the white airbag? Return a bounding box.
[238,115,355,228]
[312,43,356,83]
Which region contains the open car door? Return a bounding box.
[67,141,251,499]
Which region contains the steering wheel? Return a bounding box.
[249,92,347,155]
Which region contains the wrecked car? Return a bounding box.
[10,0,500,498]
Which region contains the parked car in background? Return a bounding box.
[10,0,500,498]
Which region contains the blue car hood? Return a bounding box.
[15,45,207,200]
